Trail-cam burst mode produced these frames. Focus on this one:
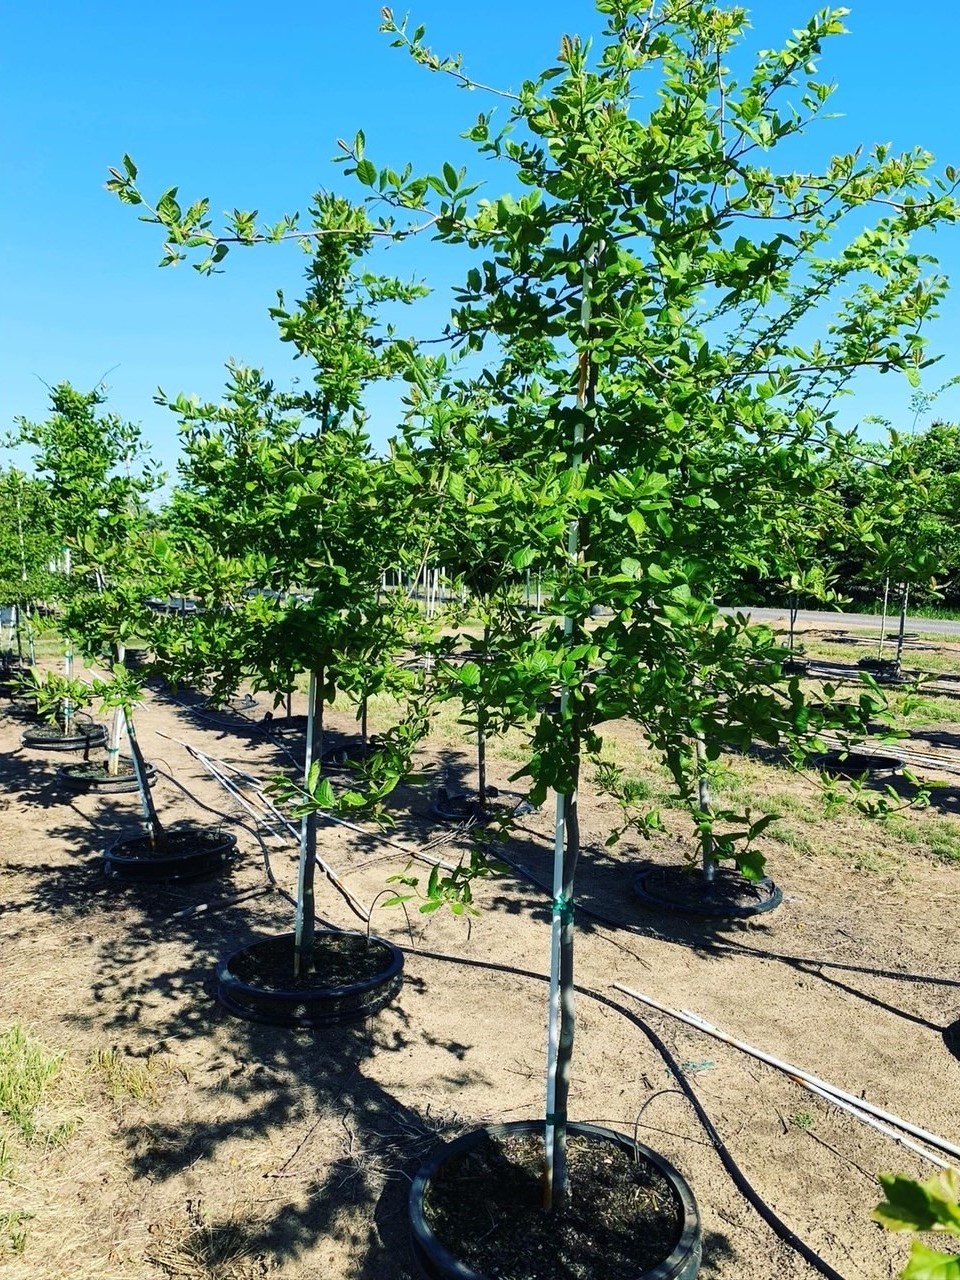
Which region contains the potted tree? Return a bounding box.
[111,0,960,1268]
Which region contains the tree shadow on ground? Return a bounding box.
[468,812,960,1043]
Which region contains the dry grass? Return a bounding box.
[91,1047,185,1107]
[145,1200,264,1280]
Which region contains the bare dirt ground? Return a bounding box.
[2,631,960,1280]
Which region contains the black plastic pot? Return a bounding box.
[857,656,901,679]
[813,750,903,779]
[780,657,809,676]
[409,1121,701,1280]
[944,1020,960,1062]
[432,787,499,825]
[103,828,236,882]
[321,736,381,769]
[217,930,403,1028]
[633,864,782,919]
[122,647,151,671]
[58,758,157,794]
[21,721,108,753]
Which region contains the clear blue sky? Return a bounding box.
[2,1,959,480]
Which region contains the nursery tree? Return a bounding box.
[157,205,436,975]
[0,469,59,663]
[111,0,959,1210]
[11,385,164,748]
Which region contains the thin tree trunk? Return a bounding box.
[125,708,162,843]
[106,643,126,776]
[360,695,368,750]
[895,583,910,668]
[878,576,890,659]
[788,596,798,657]
[477,622,489,810]
[549,754,580,1205]
[696,734,715,885]
[294,669,323,978]
[545,248,596,1210]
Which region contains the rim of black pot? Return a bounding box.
[409,1120,701,1280]
[632,866,783,919]
[217,930,404,1001]
[106,830,237,858]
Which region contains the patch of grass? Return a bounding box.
[0,1024,65,1144]
[791,1110,815,1131]
[766,791,820,822]
[146,1199,257,1280]
[883,813,960,863]
[768,822,815,855]
[0,1210,31,1260]
[93,1047,180,1103]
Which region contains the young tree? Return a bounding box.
[11,385,164,751]
[110,0,959,1215]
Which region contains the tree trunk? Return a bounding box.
[106,643,126,777]
[125,709,162,843]
[696,734,715,884]
[477,622,489,810]
[549,755,580,1206]
[895,583,910,669]
[294,669,323,977]
[878,576,890,659]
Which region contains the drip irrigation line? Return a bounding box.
[614,986,960,1167]
[169,885,274,921]
[396,942,846,1280]
[159,733,372,926]
[496,843,959,994]
[151,763,260,838]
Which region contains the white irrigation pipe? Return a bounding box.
[613,985,960,1166]
[162,731,461,873]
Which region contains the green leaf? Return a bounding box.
[736,848,767,881]
[442,161,459,192]
[355,159,377,187]
[875,1173,960,1234]
[458,661,482,689]
[315,776,335,808]
[901,1243,960,1280]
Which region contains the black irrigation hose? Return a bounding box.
[151,763,298,910]
[399,943,846,1280]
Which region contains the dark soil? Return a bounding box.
[112,827,231,860]
[61,759,137,782]
[423,1130,682,1280]
[227,932,397,993]
[634,863,780,917]
[21,720,108,749]
[59,759,156,791]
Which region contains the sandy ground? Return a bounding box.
[2,651,960,1280]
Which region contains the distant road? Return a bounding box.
[723,606,960,639]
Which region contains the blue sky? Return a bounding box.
[2,1,959,480]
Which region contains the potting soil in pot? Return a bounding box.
[636,863,780,916]
[115,830,228,859]
[424,1130,682,1280]
[228,933,395,993]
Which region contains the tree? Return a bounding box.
[11,384,164,750]
[111,0,959,1216]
